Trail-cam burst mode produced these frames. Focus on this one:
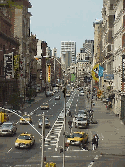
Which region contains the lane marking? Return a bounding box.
[7,148,12,153]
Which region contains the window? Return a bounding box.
[110,4,113,10]
[85,57,89,60]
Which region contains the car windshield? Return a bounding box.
[78,111,87,114]
[18,135,31,140]
[77,117,84,121]
[43,103,48,105]
[23,116,29,118]
[2,123,12,127]
[72,133,83,138]
[45,120,49,123]
[77,118,87,121]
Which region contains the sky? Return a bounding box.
[29,0,103,57]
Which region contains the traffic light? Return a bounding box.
[0,112,9,123]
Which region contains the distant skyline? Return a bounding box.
[29,0,103,57]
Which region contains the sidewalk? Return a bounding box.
[21,92,46,111]
[89,98,125,156]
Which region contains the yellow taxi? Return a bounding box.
[41,102,49,110]
[20,115,32,124]
[45,162,56,167]
[66,132,88,146]
[15,132,35,148]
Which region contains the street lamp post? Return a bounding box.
[41,112,53,167]
[41,112,45,167]
[0,61,7,107]
[63,74,67,167]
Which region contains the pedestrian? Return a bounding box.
[96,95,97,101]
[92,135,96,150]
[95,134,99,148]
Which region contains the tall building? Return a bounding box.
[52,47,57,57]
[83,40,94,57]
[61,41,76,65]
[93,19,103,66]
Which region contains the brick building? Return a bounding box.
[0,5,20,107]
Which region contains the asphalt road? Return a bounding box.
[1,88,125,167]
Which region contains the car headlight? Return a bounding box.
[20,120,22,122]
[15,142,19,146]
[67,140,70,143]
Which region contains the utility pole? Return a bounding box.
[54,56,55,86]
[41,112,45,167]
[63,81,66,167]
[41,112,53,167]
[90,77,93,111]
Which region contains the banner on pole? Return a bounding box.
[48,65,51,83]
[92,64,104,81]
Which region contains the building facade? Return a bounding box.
[61,41,76,66]
[0,2,20,107]
[76,51,91,87]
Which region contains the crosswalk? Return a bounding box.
[44,90,77,150]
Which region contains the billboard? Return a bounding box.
[48,65,51,83]
[14,55,20,78]
[4,53,14,79]
[71,73,76,82]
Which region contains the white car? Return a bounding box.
[66,92,71,97]
[75,117,89,128]
[79,91,84,96]
[55,95,60,100]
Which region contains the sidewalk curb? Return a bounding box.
[100,153,125,156]
[21,93,46,111]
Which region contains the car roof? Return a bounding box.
[3,121,13,124]
[19,133,31,136]
[74,132,85,134]
[78,110,86,112]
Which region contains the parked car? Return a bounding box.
[20,115,32,124]
[46,91,52,97]
[0,121,17,136]
[66,132,88,146]
[50,91,54,96]
[41,102,49,110]
[15,132,35,148]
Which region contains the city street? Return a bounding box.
[0,88,125,166]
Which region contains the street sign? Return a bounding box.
[104,74,114,80]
